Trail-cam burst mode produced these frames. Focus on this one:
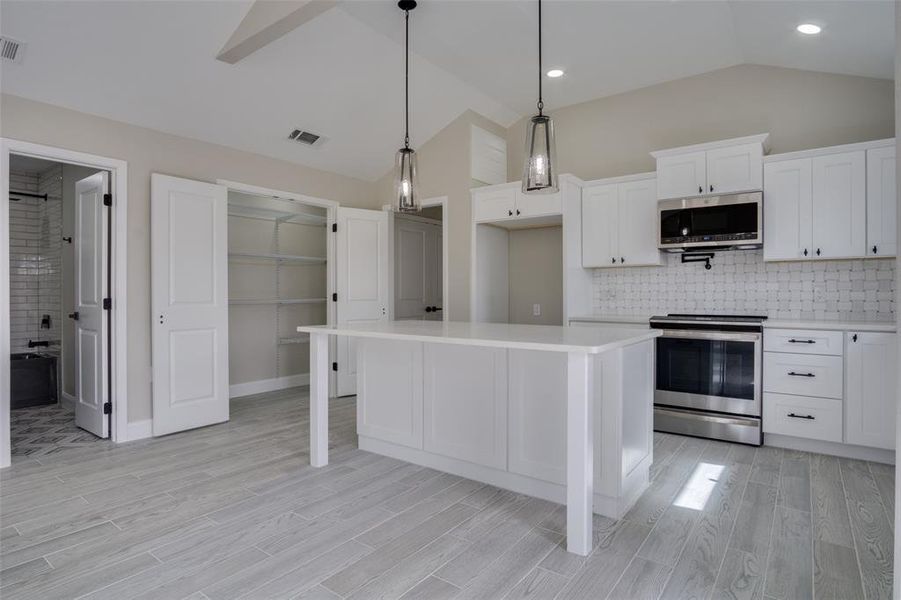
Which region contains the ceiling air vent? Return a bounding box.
[0,37,25,64]
[287,128,325,147]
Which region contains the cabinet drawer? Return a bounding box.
[763,393,842,443]
[763,328,843,356]
[763,352,843,399]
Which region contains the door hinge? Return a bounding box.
[103,402,112,415]
[103,193,112,207]
[332,293,337,302]
[332,362,338,372]
[103,297,112,310]
[332,223,337,233]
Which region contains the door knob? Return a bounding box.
[68,312,79,321]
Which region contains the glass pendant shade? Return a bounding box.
[394,147,420,212]
[522,113,558,193]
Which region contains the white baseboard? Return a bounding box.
[230,374,310,398]
[126,419,152,442]
[765,433,895,464]
[60,392,75,412]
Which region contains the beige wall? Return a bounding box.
[508,226,563,325]
[507,64,895,182]
[377,110,507,321]
[2,94,378,423]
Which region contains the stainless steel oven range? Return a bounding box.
[650,314,765,446]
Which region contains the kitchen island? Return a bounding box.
[297,320,659,555]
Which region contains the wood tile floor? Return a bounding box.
[0,387,894,599]
[10,404,107,457]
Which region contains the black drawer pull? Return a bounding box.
[788,339,815,344]
[787,371,815,378]
[787,413,815,420]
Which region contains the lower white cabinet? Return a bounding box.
[423,344,508,469]
[356,339,423,449]
[762,352,843,399]
[845,332,897,450]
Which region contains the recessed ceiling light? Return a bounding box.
[796,23,822,35]
[546,69,565,78]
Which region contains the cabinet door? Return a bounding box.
[811,151,866,259]
[472,186,516,223]
[846,332,897,450]
[656,151,706,200]
[618,178,661,266]
[763,159,812,261]
[866,146,897,257]
[516,189,563,218]
[357,338,423,449]
[581,183,619,267]
[423,344,507,469]
[706,143,763,195]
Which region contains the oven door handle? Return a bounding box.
[657,329,761,343]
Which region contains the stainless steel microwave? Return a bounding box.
[658,191,763,252]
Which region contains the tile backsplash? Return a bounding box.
[591,250,895,321]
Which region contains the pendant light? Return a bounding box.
[522,0,558,194]
[394,0,420,212]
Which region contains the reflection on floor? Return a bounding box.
[10,404,105,458]
[0,387,893,599]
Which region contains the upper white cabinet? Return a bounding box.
[845,331,897,450]
[652,134,768,200]
[764,140,892,261]
[866,145,897,257]
[582,174,661,268]
[472,183,562,224]
[471,125,508,186]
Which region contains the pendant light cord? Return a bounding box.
[404,8,410,149]
[537,0,543,115]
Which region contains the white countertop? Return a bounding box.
[764,319,896,333]
[298,320,660,354]
[569,314,651,325]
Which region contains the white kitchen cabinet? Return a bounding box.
[581,183,619,267]
[516,188,563,219]
[845,331,897,450]
[356,339,423,449]
[656,151,707,200]
[763,393,843,443]
[866,145,897,257]
[581,175,661,268]
[423,343,507,469]
[706,143,764,195]
[763,352,843,399]
[763,158,812,261]
[652,134,768,200]
[472,185,517,222]
[811,151,866,259]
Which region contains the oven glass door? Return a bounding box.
[655,330,761,416]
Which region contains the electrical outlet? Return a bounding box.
[533,303,541,317]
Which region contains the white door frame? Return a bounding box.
[1,138,129,467]
[384,196,449,322]
[216,179,339,394]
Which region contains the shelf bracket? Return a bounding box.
[681,252,714,270]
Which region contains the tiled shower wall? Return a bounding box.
[9,167,63,353]
[591,250,895,322]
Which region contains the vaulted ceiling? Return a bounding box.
[0,1,893,182]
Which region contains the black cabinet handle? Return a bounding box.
[68,312,80,321]
[803,248,808,256]
[788,338,815,344]
[873,245,878,254]
[787,371,815,378]
[507,209,513,216]
[425,306,433,313]
[709,185,714,193]
[816,248,821,256]
[433,306,442,312]
[852,333,858,342]
[620,257,625,263]
[698,185,703,194]
[515,209,521,216]
[611,257,616,264]
[787,413,815,420]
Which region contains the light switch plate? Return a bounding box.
[533,303,541,317]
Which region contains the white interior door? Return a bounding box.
[336,207,389,396]
[151,174,229,436]
[73,172,110,438]
[395,216,442,321]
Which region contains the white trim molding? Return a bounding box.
[229,374,310,398]
[1,138,129,467]
[126,419,153,442]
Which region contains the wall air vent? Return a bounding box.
[287,128,325,147]
[0,37,25,64]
